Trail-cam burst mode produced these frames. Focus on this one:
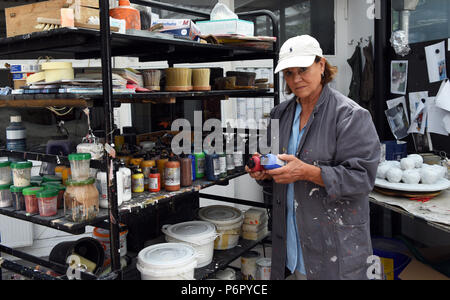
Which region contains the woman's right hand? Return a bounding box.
[245,153,272,181]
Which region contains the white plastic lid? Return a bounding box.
[137,243,197,270]
[10,116,21,122]
[256,257,271,267]
[163,221,216,244]
[198,205,244,226]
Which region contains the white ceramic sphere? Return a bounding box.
[400,157,415,170]
[386,167,403,183]
[420,167,440,184]
[402,170,421,184]
[407,154,423,168]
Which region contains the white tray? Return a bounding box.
[375,178,450,192]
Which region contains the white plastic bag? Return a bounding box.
[210,3,238,20]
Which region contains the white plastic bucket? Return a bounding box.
[198,205,244,250]
[137,243,197,280]
[92,226,128,267]
[256,257,271,280]
[162,221,218,268]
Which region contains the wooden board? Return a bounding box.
[5,0,99,37]
[373,187,443,200]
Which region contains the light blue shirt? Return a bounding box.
[286,101,306,275]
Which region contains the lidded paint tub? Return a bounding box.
[92,226,128,267]
[42,182,65,209]
[10,185,30,210]
[255,257,271,280]
[0,161,12,185]
[136,243,197,280]
[36,189,58,217]
[23,186,44,214]
[0,184,13,208]
[198,205,244,250]
[68,153,91,181]
[10,161,32,187]
[161,221,218,267]
[241,250,260,280]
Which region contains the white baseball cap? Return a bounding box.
[274,35,323,74]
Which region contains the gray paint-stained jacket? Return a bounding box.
[261,84,380,280]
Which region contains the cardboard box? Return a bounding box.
[196,19,254,36]
[399,246,450,280]
[5,0,99,37]
[10,64,41,74]
[151,19,201,41]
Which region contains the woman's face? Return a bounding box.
[283,58,325,100]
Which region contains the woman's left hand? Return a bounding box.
[265,154,310,184]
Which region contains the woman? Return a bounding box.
[246,35,380,280]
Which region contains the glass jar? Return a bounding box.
[36,189,59,217]
[68,153,91,181]
[0,161,12,185]
[23,186,44,214]
[0,184,13,208]
[10,161,32,187]
[10,185,30,210]
[64,177,99,222]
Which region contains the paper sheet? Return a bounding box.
[435,79,450,112]
[427,97,450,136]
[387,96,410,123]
[408,92,428,134]
[391,60,408,95]
[425,41,447,83]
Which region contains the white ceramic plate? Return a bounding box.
[375,178,450,192]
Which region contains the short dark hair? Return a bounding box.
[284,56,338,95]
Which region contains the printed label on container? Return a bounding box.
[219,157,227,174]
[213,159,221,176]
[197,158,205,174]
[6,130,26,140]
[132,177,144,192]
[149,177,159,190]
[234,155,243,167]
[165,168,180,186]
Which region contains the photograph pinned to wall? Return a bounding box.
[425,41,447,83]
[407,91,428,134]
[426,97,449,136]
[391,60,408,95]
[385,102,410,140]
[411,133,431,153]
[387,96,409,123]
[435,78,450,112]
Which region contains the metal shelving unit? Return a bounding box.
[0,0,279,280]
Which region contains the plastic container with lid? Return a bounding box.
[23,186,45,214]
[11,161,32,187]
[0,161,12,185]
[0,184,13,208]
[255,257,271,280]
[148,168,160,192]
[42,182,65,209]
[6,115,26,151]
[164,157,180,191]
[61,167,71,185]
[198,205,244,250]
[233,152,245,172]
[36,189,59,217]
[188,154,196,181]
[161,221,218,268]
[92,226,128,267]
[218,153,227,178]
[205,153,220,181]
[131,169,144,193]
[64,178,99,222]
[42,175,62,184]
[54,165,66,179]
[136,243,197,280]
[10,185,30,210]
[109,0,141,30]
[68,153,91,181]
[118,161,131,201]
[194,152,205,179]
[241,250,260,280]
[140,156,156,190]
[156,156,169,186]
[30,176,43,186]
[180,155,192,187]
